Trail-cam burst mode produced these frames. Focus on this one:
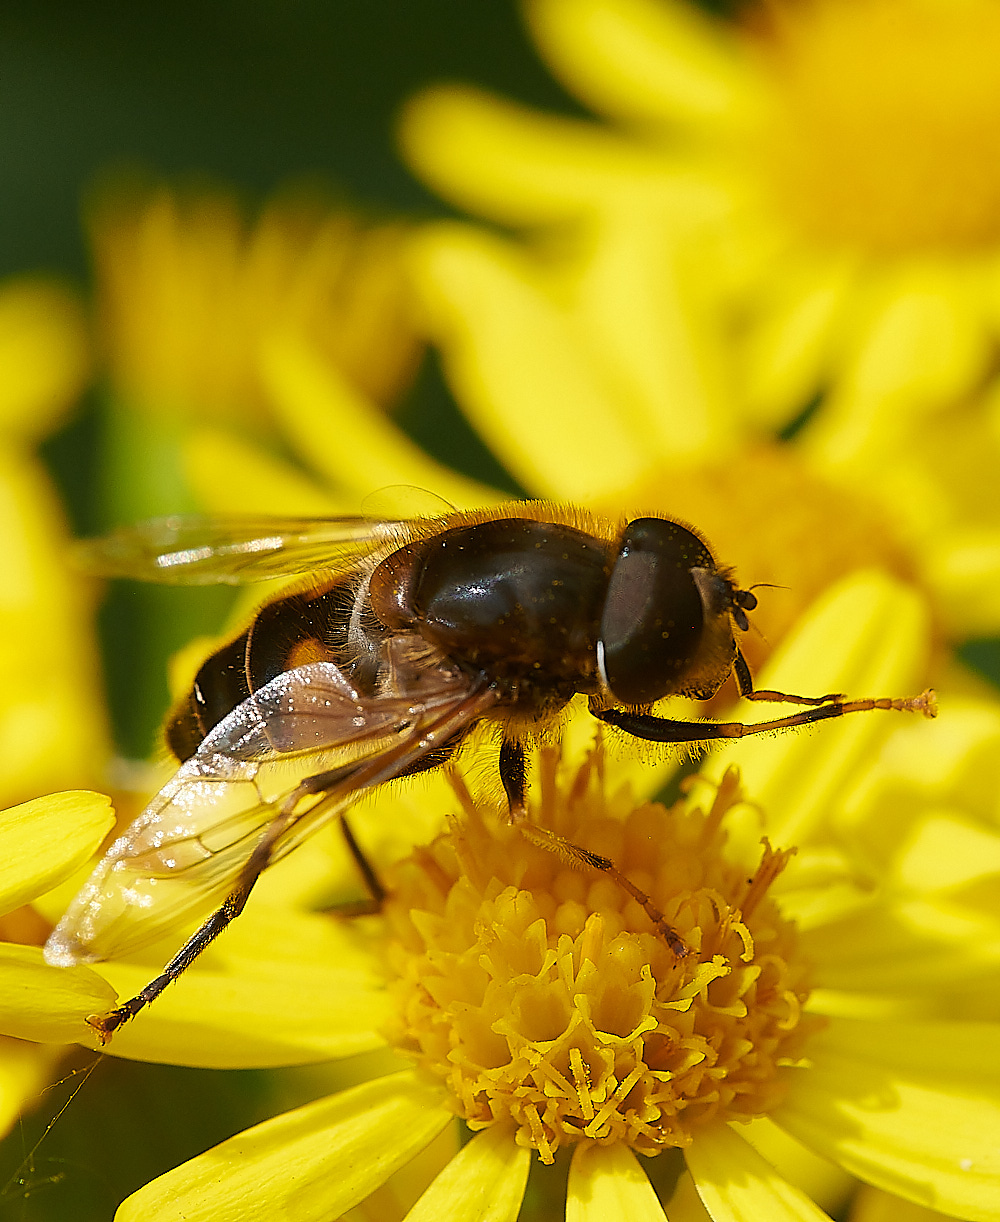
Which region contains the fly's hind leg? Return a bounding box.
[87,801,302,1043]
[89,759,381,1042]
[498,736,690,960]
[332,817,385,917]
[90,758,368,1042]
[333,727,470,918]
[88,686,501,1043]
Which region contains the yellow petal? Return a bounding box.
[800,894,994,999]
[95,960,390,1069]
[404,1123,529,1222]
[699,571,932,845]
[350,1124,460,1222]
[410,224,652,499]
[0,451,109,799]
[0,943,115,1045]
[400,85,657,225]
[805,261,991,472]
[566,1142,666,1221]
[922,526,1000,637]
[893,811,1000,895]
[114,1070,452,1222]
[0,791,114,918]
[184,426,342,516]
[528,0,759,134]
[664,1170,713,1222]
[0,1037,65,1138]
[93,904,392,1068]
[843,695,1000,832]
[850,1182,962,1222]
[741,1116,855,1215]
[259,331,495,509]
[570,202,738,464]
[774,1016,1000,1222]
[0,278,90,441]
[684,1122,833,1221]
[741,252,861,430]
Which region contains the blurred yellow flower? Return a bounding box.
[0,276,106,804]
[395,0,1000,639]
[87,179,506,521]
[101,575,1000,1222]
[90,180,423,429]
[82,180,450,757]
[0,278,91,442]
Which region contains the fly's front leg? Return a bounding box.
[732,649,843,706]
[592,685,937,747]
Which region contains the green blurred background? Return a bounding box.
[0,0,588,281]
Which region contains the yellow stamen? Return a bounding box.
[384,751,820,1163]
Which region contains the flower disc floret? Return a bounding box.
[385,753,817,1163]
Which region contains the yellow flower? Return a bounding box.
[385,764,813,1162]
[88,178,504,524]
[395,0,1000,639]
[100,574,1000,1222]
[90,179,423,428]
[0,792,117,1132]
[0,275,107,803]
[0,272,114,1142]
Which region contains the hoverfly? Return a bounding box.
[44,502,935,1039]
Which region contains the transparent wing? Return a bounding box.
[45,660,495,964]
[73,514,419,584]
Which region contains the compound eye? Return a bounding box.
[598,518,712,705]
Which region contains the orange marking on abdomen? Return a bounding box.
[286,637,334,670]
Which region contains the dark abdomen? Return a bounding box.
[165,579,356,761]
